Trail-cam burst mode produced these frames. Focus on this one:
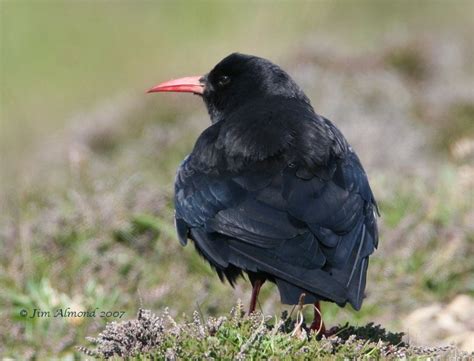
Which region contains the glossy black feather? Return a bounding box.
[173,53,378,310]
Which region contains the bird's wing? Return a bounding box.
[175,150,378,309]
[280,151,378,308]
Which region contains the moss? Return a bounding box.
[79,307,470,360]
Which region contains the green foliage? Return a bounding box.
[385,44,429,81]
[379,190,420,229]
[79,306,466,360]
[435,102,474,154]
[3,278,119,355]
[114,214,162,252]
[1,2,473,358]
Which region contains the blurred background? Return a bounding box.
[1,0,473,358]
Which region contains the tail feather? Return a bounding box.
[188,217,374,309]
[346,256,369,310]
[327,224,374,309]
[190,228,229,268]
[227,241,348,304]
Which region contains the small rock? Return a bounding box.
[404,304,443,344]
[444,331,474,353]
[436,312,466,338]
[446,295,474,326]
[404,296,474,348]
[406,304,442,324]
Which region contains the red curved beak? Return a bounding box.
[147,76,204,95]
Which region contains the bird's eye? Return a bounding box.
[217,75,231,87]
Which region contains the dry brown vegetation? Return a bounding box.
[1,2,473,358]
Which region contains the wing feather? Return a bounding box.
[175,149,378,309]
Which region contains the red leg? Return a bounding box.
[248,279,265,314]
[310,301,326,335]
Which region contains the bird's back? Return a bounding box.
[174,98,378,309]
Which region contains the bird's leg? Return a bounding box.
[310,302,340,337]
[310,301,326,335]
[248,279,265,314]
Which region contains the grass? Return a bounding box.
[1,1,474,359]
[78,305,468,359]
[2,0,473,157]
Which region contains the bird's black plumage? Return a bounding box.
[174,53,378,310]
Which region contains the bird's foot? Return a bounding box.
[309,322,339,338]
[323,326,340,337]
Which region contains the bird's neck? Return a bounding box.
[190,98,337,174]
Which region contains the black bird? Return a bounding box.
[148,53,378,334]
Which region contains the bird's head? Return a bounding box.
[148,53,311,123]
